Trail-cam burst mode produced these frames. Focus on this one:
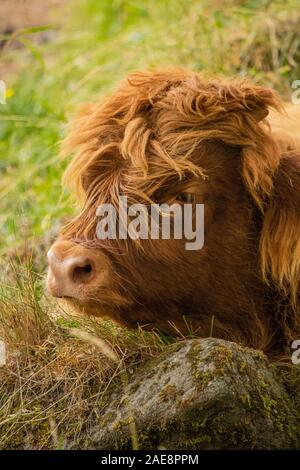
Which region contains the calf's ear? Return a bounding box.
[259,151,300,306]
[208,81,283,210]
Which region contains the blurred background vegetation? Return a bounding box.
[0,0,300,253]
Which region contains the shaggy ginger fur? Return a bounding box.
[48,70,300,360]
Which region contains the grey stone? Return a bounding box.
[80,338,300,449]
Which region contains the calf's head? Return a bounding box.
[47,70,300,354]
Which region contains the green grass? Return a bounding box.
[0,0,300,449]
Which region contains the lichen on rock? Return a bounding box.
[81,338,300,449]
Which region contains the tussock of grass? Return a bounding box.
[0,257,170,449]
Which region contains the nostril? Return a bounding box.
[72,263,94,284]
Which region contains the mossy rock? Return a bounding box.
[82,338,300,450]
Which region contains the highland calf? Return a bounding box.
[47,70,300,359]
